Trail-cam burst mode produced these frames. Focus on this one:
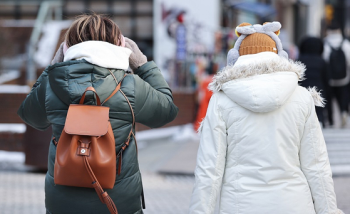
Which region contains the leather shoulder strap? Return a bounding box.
[102,71,127,105]
[106,70,135,127]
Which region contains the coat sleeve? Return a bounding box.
[133,61,178,128]
[189,94,227,214]
[17,69,50,131]
[299,96,340,214]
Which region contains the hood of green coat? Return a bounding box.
[47,59,126,106]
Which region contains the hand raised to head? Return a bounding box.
[125,37,147,72]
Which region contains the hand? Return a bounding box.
[51,42,65,65]
[125,37,147,71]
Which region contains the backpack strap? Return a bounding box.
[83,155,118,214]
[106,69,136,163]
[106,70,135,128]
[102,73,127,105]
[106,69,145,209]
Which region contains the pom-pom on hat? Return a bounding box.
[227,21,288,66]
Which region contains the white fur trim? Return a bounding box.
[307,87,325,107]
[210,52,305,92]
[64,41,132,70]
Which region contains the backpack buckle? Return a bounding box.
[77,146,91,156]
[77,139,91,156]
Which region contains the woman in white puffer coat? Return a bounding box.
[189,22,343,214]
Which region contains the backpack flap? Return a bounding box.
[64,104,110,136]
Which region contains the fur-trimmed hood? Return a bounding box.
[209,52,305,92]
[209,52,323,113]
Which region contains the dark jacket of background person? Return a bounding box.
[298,37,328,125]
[17,59,178,213]
[323,26,350,127]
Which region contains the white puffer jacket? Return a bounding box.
[189,52,342,214]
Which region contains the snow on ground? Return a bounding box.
[137,123,199,143]
[0,70,20,84]
[0,124,26,133]
[0,151,25,163]
[0,85,30,94]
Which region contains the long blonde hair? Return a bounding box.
[65,14,123,47]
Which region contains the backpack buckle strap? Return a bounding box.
[52,137,58,146]
[77,139,92,156]
[115,134,133,175]
[120,136,131,151]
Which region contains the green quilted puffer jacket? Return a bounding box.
[18,59,178,214]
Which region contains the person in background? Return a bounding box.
[298,36,328,127]
[194,61,217,131]
[323,22,350,128]
[190,22,342,214]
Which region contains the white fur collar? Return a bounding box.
[63,41,132,70]
[209,52,306,92]
[307,86,325,107]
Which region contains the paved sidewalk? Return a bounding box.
[0,171,45,214]
[0,169,195,214]
[0,126,349,213]
[0,170,349,214]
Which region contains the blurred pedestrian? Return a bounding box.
[194,61,217,131]
[298,36,328,126]
[323,22,350,128]
[18,14,178,214]
[190,22,342,214]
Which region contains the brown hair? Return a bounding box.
[65,14,122,48]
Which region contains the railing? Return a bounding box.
[26,1,62,85]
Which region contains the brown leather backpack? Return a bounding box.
[54,72,136,214]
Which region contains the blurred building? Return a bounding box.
[0,0,153,85]
[0,0,153,45]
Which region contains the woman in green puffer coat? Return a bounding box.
[18,14,178,214]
